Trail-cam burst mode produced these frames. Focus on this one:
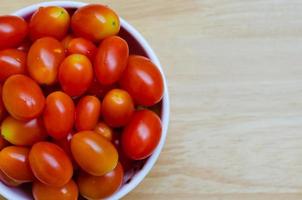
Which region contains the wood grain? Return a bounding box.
[2,0,302,199]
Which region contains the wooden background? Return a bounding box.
[2,0,302,199]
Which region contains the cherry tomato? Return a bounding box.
[102,89,134,127]
[59,54,93,96]
[27,37,65,85]
[67,37,97,61]
[0,16,28,50]
[43,91,75,139]
[120,55,164,106]
[122,109,162,160]
[29,6,70,40]
[1,116,46,146]
[17,39,31,52]
[71,4,120,42]
[61,35,74,52]
[2,74,45,120]
[29,142,73,187]
[94,122,113,141]
[87,78,117,99]
[71,131,118,176]
[0,49,26,82]
[75,96,101,131]
[0,146,34,183]
[0,169,20,187]
[0,84,7,122]
[33,180,78,200]
[95,36,129,85]
[0,135,8,151]
[78,163,123,199]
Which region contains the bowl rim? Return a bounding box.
[0,1,170,200]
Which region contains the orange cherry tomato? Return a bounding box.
[59,54,93,96]
[0,16,28,50]
[122,109,162,160]
[71,4,120,42]
[67,37,97,61]
[95,36,129,85]
[33,180,78,200]
[94,122,113,141]
[0,49,26,82]
[29,142,73,187]
[0,169,20,187]
[102,89,134,127]
[43,91,75,139]
[75,96,101,131]
[0,146,34,183]
[27,37,65,85]
[1,116,46,146]
[29,6,70,40]
[78,163,123,199]
[71,131,118,176]
[2,74,45,120]
[0,84,7,122]
[120,55,164,106]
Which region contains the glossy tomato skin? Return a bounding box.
[95,36,129,85]
[33,180,78,200]
[59,54,93,97]
[71,131,118,176]
[102,89,134,127]
[94,122,113,141]
[71,4,120,42]
[75,96,101,131]
[78,162,123,199]
[0,146,34,183]
[0,169,20,187]
[43,91,75,139]
[29,6,70,40]
[1,116,46,146]
[29,142,73,187]
[67,37,97,61]
[27,37,65,85]
[0,49,26,82]
[2,74,45,120]
[120,55,164,106]
[122,110,162,160]
[0,16,28,50]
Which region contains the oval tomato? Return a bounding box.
[29,6,70,40]
[78,163,123,199]
[102,89,134,127]
[94,122,113,141]
[95,36,129,85]
[27,37,65,85]
[0,146,34,183]
[75,96,101,131]
[71,131,118,176]
[120,55,164,106]
[43,91,75,139]
[58,54,93,96]
[0,169,20,187]
[67,37,97,61]
[2,74,45,120]
[29,142,73,187]
[71,4,120,42]
[0,16,28,50]
[122,109,162,160]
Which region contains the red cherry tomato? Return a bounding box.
[29,6,70,40]
[27,37,65,85]
[75,96,101,131]
[58,54,93,96]
[78,163,123,199]
[94,36,129,85]
[122,109,162,160]
[29,142,73,187]
[102,89,134,127]
[0,49,26,82]
[71,4,120,42]
[94,122,113,141]
[0,146,34,183]
[120,55,164,106]
[17,39,31,52]
[87,78,117,99]
[0,169,20,187]
[71,131,118,176]
[0,84,7,122]
[33,180,78,200]
[43,91,75,139]
[2,74,45,120]
[0,16,28,50]
[67,37,97,61]
[1,116,46,146]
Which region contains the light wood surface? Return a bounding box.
[2,0,302,199]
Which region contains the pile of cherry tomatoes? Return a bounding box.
[0,4,164,200]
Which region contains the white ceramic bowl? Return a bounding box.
[0,1,169,200]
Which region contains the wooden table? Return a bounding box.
[2,0,302,199]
